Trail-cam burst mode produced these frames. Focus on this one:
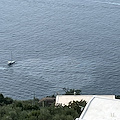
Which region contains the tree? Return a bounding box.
[115,95,120,99]
[0,107,6,118]
[4,97,13,105]
[9,111,17,120]
[63,88,81,95]
[38,108,51,120]
[0,93,4,104]
[0,94,13,105]
[68,100,87,115]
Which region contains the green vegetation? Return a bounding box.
[63,88,81,95]
[0,93,86,120]
[0,93,13,106]
[68,100,86,115]
[115,95,120,99]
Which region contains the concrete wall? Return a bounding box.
[55,95,115,106]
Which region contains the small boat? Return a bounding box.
[8,60,15,66]
[8,51,15,66]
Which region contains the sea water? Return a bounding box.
[0,0,120,100]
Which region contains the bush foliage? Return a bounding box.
[0,93,86,120]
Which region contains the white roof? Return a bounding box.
[55,95,115,106]
[76,96,120,120]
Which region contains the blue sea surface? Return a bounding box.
[0,0,120,99]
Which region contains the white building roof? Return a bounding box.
[76,96,120,120]
[55,95,115,106]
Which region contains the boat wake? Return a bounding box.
[93,0,120,6]
[0,66,6,70]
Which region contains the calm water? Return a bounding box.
[0,0,120,100]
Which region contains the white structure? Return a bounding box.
[76,96,120,120]
[55,95,115,106]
